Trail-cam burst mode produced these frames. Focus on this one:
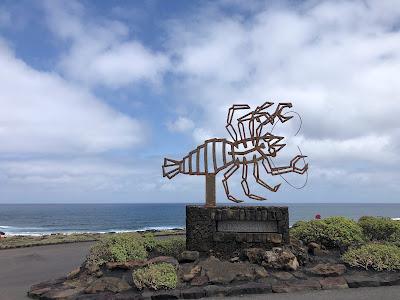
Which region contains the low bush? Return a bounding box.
[290,216,365,248]
[86,233,148,266]
[358,216,400,243]
[133,263,177,290]
[342,243,400,271]
[143,233,157,251]
[290,220,329,245]
[389,230,400,247]
[154,237,186,258]
[86,241,113,267]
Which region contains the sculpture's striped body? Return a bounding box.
[163,139,234,178]
[181,139,234,175]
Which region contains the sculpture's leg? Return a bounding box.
[225,104,250,141]
[240,159,266,201]
[262,155,308,175]
[222,163,243,203]
[254,159,281,192]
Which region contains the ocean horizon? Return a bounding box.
[1,203,399,236]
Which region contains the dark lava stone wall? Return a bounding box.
[186,205,289,257]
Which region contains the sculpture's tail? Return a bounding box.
[162,158,182,179]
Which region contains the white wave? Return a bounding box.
[1,226,185,237]
[135,226,184,231]
[1,225,45,230]
[4,232,44,236]
[105,226,184,234]
[0,225,52,236]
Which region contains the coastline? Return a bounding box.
[0,229,185,250]
[2,217,399,250]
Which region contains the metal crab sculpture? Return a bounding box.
[162,101,308,203]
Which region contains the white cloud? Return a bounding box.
[193,128,214,143]
[43,1,169,88]
[169,1,400,135]
[0,40,143,154]
[300,134,399,165]
[167,116,194,132]
[2,0,400,203]
[0,158,144,191]
[166,0,400,177]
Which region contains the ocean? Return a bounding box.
[0,203,399,236]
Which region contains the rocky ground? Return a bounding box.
[28,239,400,300]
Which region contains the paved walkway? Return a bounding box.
[208,285,400,299]
[0,242,94,300]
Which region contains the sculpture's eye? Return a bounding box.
[260,143,266,149]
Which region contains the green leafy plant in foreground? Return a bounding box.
[388,230,400,247]
[154,237,186,258]
[86,233,148,266]
[342,243,400,271]
[142,233,157,251]
[133,263,177,290]
[290,216,365,248]
[358,216,400,244]
[86,233,186,266]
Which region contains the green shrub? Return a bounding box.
[87,233,148,266]
[143,233,157,251]
[389,230,400,247]
[342,243,400,271]
[290,216,365,248]
[291,220,329,245]
[291,220,307,229]
[358,216,400,243]
[154,237,186,258]
[133,263,177,290]
[86,240,113,267]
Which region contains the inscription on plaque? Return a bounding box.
[217,220,278,233]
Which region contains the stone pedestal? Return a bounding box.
[186,205,289,257]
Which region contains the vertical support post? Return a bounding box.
[205,174,216,207]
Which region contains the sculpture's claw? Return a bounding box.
[228,195,244,203]
[272,183,281,192]
[247,194,267,201]
[275,102,293,123]
[291,155,307,164]
[294,163,308,174]
[280,115,293,122]
[291,155,308,174]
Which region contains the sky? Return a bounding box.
[0,0,399,204]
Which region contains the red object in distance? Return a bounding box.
[315,214,321,220]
